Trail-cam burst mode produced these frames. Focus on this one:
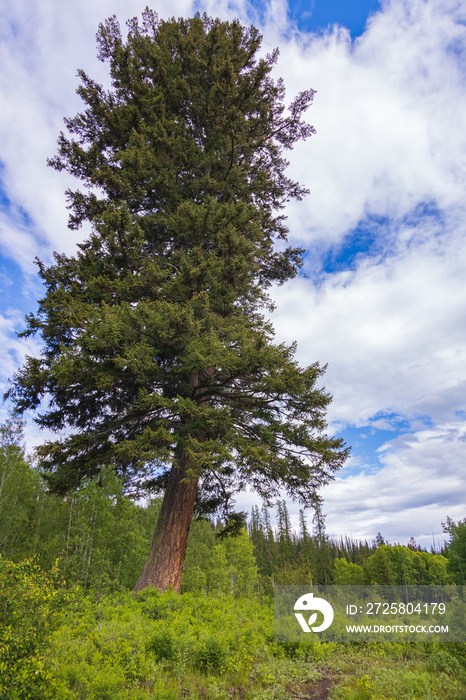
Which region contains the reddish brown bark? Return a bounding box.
[133,371,210,593]
[133,445,199,593]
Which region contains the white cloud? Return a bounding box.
[322,421,466,548]
[279,0,466,247]
[270,206,466,428]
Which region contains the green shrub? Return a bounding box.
[426,650,464,677]
[146,630,177,662]
[193,636,227,672]
[444,642,466,668]
[0,556,69,699]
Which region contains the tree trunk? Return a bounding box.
[134,370,210,593]
[133,445,199,593]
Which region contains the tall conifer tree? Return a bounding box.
[7,11,348,591]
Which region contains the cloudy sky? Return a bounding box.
[1,0,465,548]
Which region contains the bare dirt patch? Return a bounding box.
[289,675,338,700]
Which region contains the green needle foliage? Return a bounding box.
[7,11,348,590]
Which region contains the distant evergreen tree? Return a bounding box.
[276,500,294,573]
[297,509,313,580]
[312,501,332,583]
[261,503,276,582]
[248,504,271,584]
[365,546,394,585]
[374,532,387,548]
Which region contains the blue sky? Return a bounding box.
[288,0,381,37]
[1,0,466,547]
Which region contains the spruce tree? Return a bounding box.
[298,508,313,578]
[312,500,331,583]
[277,499,293,573]
[7,11,348,591]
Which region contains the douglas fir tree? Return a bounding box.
[8,11,349,591]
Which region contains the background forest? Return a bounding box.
[1,416,461,595]
[2,415,466,699]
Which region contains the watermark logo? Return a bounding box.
[294,592,334,633]
[276,586,463,642]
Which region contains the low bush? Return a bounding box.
[0,556,70,699]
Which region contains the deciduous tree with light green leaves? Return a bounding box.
[0,417,41,561]
[7,11,349,592]
[443,516,466,584]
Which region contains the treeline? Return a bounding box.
[248,500,453,590]
[0,417,464,594]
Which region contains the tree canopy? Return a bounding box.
[7,11,349,590]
